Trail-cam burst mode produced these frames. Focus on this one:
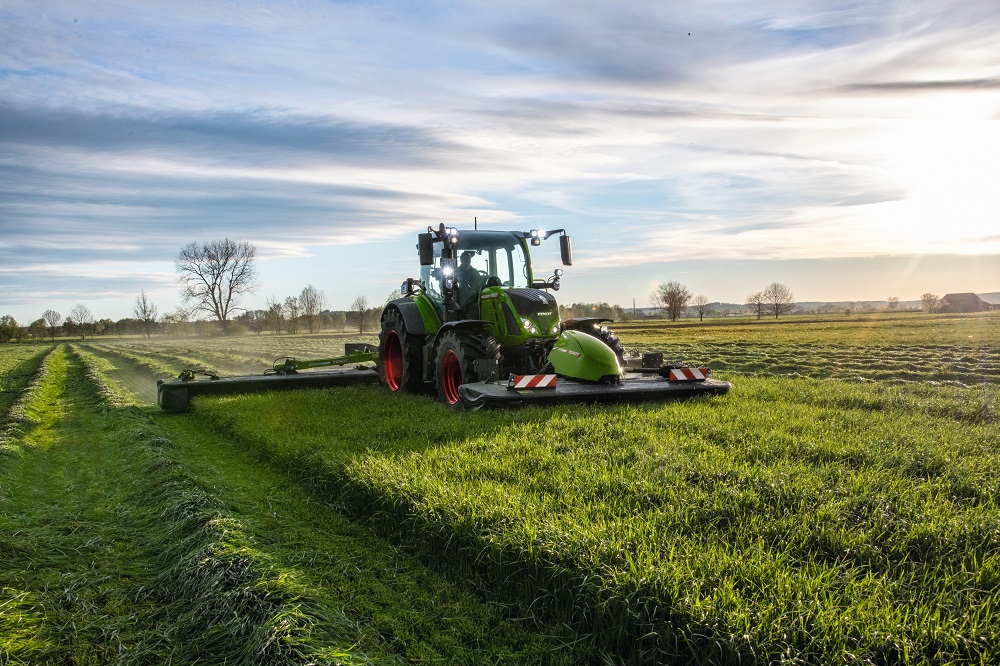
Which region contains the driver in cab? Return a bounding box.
[455,251,485,315]
[456,251,484,292]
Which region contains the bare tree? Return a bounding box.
[42,309,62,342]
[650,282,691,322]
[349,294,370,333]
[298,284,327,334]
[265,297,285,335]
[691,295,711,322]
[133,291,158,338]
[175,239,258,334]
[283,296,301,334]
[67,304,94,340]
[746,291,766,319]
[921,293,940,313]
[886,296,899,311]
[763,282,795,319]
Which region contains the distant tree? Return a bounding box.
[691,295,711,322]
[133,290,159,338]
[175,239,258,334]
[650,282,691,322]
[264,298,285,335]
[0,315,17,343]
[886,296,899,311]
[42,309,62,341]
[28,318,47,341]
[349,295,370,333]
[763,282,795,319]
[921,293,940,313]
[236,309,267,335]
[283,296,301,334]
[298,284,327,334]
[746,291,766,319]
[161,306,192,337]
[67,304,95,340]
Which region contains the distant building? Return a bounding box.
[938,293,998,313]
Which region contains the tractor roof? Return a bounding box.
[453,230,523,252]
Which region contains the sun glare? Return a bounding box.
[879,115,1000,254]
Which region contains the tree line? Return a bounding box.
[649,281,796,321]
[0,237,957,343]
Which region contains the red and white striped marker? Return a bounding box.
[509,374,558,389]
[667,367,709,382]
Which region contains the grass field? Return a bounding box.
[2,311,998,664]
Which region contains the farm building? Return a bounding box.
[938,293,998,313]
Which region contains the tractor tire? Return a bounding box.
[569,322,626,366]
[593,325,626,366]
[434,329,500,407]
[378,308,424,393]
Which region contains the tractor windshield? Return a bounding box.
[421,231,531,303]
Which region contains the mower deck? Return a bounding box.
[457,374,731,410]
[157,368,379,413]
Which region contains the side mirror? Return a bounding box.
[418,233,434,266]
[560,235,573,266]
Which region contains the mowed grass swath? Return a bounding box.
[190,375,1000,664]
[27,311,1000,663]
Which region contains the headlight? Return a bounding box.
[550,323,560,334]
[521,318,538,334]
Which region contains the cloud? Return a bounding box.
[2,0,1000,320]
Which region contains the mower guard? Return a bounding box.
[157,368,379,413]
[457,373,730,410]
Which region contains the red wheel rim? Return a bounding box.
[383,331,403,391]
[440,350,462,404]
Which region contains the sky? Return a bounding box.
[2,0,999,324]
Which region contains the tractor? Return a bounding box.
[379,224,641,405]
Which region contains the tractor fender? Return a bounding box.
[433,319,491,342]
[385,298,427,336]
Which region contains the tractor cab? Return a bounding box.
[415,226,571,326]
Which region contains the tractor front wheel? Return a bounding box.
[434,329,499,406]
[378,308,424,393]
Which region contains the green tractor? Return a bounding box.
[378,224,709,408]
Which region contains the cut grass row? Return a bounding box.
[616,311,1000,347]
[1,343,582,663]
[190,379,1000,664]
[0,345,52,421]
[1,345,339,663]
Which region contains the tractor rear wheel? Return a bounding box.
[378,308,424,393]
[568,322,626,366]
[434,329,500,406]
[593,325,626,366]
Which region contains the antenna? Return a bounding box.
[474,216,477,230]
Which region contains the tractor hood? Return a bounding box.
[483,287,561,339]
[506,289,558,324]
[547,329,622,382]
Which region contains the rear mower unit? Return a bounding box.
[156,344,378,412]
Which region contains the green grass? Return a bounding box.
[191,378,1000,664]
[1,343,583,663]
[0,344,52,422]
[0,346,340,663]
[7,313,999,664]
